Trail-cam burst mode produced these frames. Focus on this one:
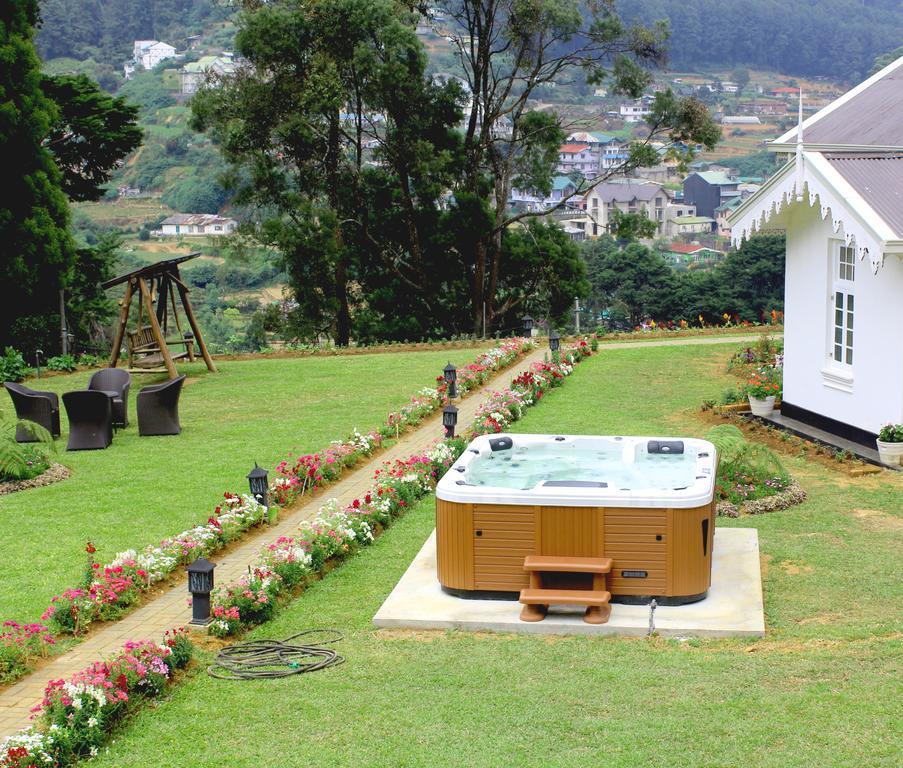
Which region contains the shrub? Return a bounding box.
[0,415,53,482]
[45,355,77,372]
[878,423,903,443]
[0,348,27,382]
[77,353,101,367]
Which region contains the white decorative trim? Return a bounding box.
[730,152,887,273]
[820,367,854,394]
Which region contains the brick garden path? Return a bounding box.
[0,334,761,737]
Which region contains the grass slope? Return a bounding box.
[0,348,485,622]
[80,344,902,766]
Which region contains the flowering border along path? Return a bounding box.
[0,339,535,686]
[0,340,592,764]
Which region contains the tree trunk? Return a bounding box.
[327,113,352,346]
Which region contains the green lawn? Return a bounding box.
[0,349,486,622]
[89,343,901,767]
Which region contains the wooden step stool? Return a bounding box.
[519,555,613,625]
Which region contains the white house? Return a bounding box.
[619,101,651,123]
[133,40,177,71]
[729,56,903,446]
[159,214,238,237]
[557,143,598,178]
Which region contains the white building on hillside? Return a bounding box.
[159,214,238,237]
[133,40,177,70]
[181,54,237,95]
[582,180,671,237]
[619,100,651,123]
[730,56,903,448]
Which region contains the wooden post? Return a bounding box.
[138,276,178,379]
[108,279,134,368]
[175,281,216,372]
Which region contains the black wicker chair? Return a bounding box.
[62,390,113,451]
[137,376,185,436]
[87,368,131,427]
[4,382,61,442]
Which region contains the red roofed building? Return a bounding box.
[557,143,599,178]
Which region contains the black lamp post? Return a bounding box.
[443,362,458,399]
[247,463,269,508]
[187,557,216,626]
[549,330,560,353]
[522,315,534,337]
[442,404,458,439]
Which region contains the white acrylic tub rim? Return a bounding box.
[435,433,717,509]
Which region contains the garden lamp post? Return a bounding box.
[522,315,534,337]
[549,329,560,362]
[442,404,458,439]
[247,463,269,509]
[443,362,458,399]
[187,557,216,626]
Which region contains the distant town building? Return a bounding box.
[619,101,651,123]
[715,196,745,237]
[159,214,238,237]
[666,243,724,265]
[682,171,741,219]
[739,100,788,117]
[133,40,177,71]
[721,81,740,94]
[581,180,670,237]
[557,143,598,178]
[180,54,237,95]
[665,215,716,237]
[722,116,762,126]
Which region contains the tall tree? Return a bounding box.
[41,74,142,201]
[436,0,720,333]
[0,0,75,350]
[192,0,464,345]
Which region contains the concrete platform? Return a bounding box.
[373,528,765,638]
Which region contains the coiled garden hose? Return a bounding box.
[208,629,345,680]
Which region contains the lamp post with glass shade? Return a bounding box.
[187,557,216,626]
[442,404,458,439]
[522,315,534,338]
[549,329,561,363]
[443,362,458,399]
[247,463,269,509]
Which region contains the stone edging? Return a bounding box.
[0,463,71,496]
[716,482,807,518]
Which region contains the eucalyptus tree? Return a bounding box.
[192,0,464,344]
[432,0,720,333]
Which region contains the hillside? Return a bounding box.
[37,0,903,83]
[621,0,902,81]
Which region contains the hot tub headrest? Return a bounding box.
[488,436,513,452]
[647,440,684,455]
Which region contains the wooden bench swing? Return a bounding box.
[103,254,216,380]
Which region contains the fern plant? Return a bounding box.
[706,424,791,504]
[0,412,54,482]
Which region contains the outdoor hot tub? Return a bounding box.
[435,433,718,604]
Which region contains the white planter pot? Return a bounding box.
[876,439,903,467]
[748,395,776,417]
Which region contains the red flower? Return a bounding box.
[85,542,96,555]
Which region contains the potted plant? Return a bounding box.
[744,366,782,417]
[876,423,903,467]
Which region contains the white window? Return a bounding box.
[831,243,855,366]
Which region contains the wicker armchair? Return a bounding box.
[62,390,113,451]
[87,368,131,427]
[4,382,61,442]
[137,376,185,436]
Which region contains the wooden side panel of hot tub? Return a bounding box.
[668,502,716,597]
[604,507,668,595]
[473,504,537,591]
[436,499,474,591]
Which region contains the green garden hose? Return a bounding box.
[207,629,345,680]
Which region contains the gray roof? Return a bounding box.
[592,181,665,203]
[825,154,903,238]
[779,61,903,148]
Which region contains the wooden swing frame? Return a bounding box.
[104,253,216,379]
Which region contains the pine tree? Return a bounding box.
[0,0,76,351]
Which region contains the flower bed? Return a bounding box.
[0,630,193,767]
[208,340,595,637]
[0,623,55,684]
[0,339,537,684]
